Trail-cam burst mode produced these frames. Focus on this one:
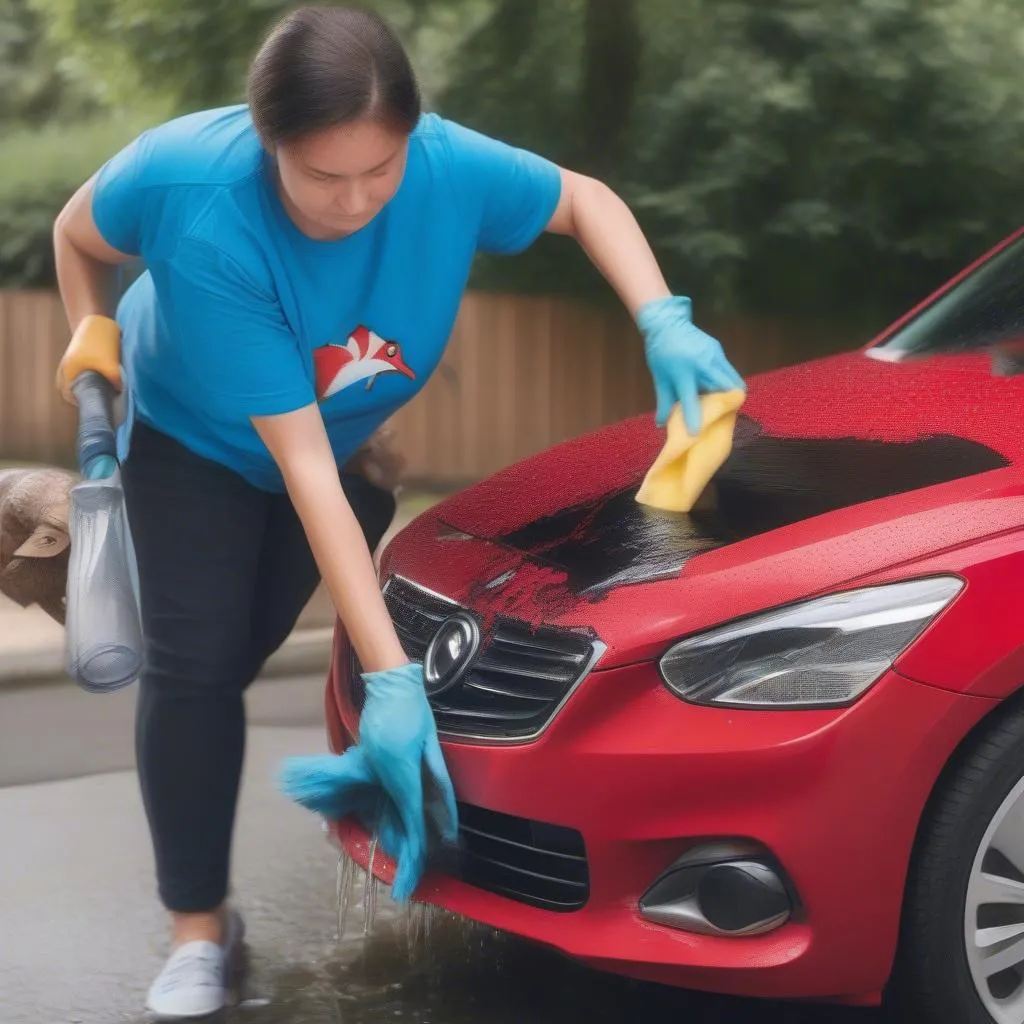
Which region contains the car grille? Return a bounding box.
[453,802,589,911]
[349,575,603,742]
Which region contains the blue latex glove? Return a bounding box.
[638,295,746,434]
[358,662,459,900]
[278,745,404,862]
[278,662,458,902]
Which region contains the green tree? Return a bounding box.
[20,0,1024,327]
[0,0,102,122]
[436,0,1024,324]
[0,0,146,286]
[30,0,486,110]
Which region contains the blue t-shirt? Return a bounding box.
[91,104,562,491]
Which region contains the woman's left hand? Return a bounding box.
[637,295,746,435]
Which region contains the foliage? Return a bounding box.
[11,0,1024,329]
[0,113,162,286]
[0,0,104,122]
[436,0,1024,326]
[0,0,155,286]
[28,0,486,110]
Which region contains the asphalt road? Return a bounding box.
[0,674,883,1024]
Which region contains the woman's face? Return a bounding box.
[273,118,409,240]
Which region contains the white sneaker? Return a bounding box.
[145,909,245,1020]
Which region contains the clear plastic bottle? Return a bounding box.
[65,372,143,693]
[64,466,143,692]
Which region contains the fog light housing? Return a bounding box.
[639,842,796,937]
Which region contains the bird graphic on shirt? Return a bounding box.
[314,325,416,400]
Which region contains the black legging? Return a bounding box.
[121,419,395,913]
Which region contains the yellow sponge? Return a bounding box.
[636,390,746,513]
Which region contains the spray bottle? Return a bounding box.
[64,368,143,693]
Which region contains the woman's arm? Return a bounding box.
[54,176,135,330]
[544,169,672,318]
[52,177,137,399]
[251,405,408,675]
[543,167,745,433]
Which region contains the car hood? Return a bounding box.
[380,349,1024,667]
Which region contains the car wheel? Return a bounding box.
[896,698,1024,1024]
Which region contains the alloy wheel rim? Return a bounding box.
[965,774,1024,1023]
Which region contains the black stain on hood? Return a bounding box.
[486,429,1010,600]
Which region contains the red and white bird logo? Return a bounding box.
[313,325,415,400]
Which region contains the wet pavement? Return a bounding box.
[0,674,883,1024]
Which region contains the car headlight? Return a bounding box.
[658,576,963,709]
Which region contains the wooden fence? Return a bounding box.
[0,288,862,486]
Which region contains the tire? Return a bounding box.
[894,696,1024,1024]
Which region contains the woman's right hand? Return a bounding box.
[357,662,459,898]
[55,314,124,404]
[278,662,458,903]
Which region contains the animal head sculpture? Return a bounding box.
[0,424,406,630]
[0,467,77,625]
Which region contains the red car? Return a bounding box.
[324,225,1024,1024]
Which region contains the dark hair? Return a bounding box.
[247,5,421,146]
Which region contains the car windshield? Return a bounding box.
[871,233,1024,361]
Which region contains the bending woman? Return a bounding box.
[51,5,745,1018]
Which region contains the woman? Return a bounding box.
[52,4,745,1018]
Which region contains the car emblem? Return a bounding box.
[423,612,481,697]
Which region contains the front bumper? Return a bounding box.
[324,629,998,1003]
